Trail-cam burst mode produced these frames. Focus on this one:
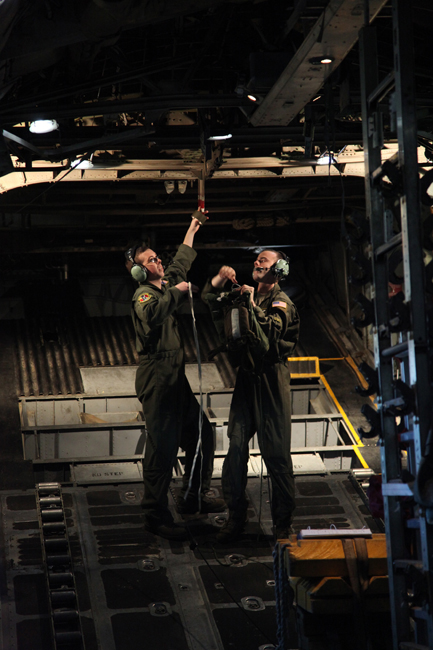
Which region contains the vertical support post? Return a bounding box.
[359,23,411,648]
[392,0,431,461]
[392,2,433,645]
[359,2,433,647]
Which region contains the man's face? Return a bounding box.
[136,249,164,281]
[252,250,279,283]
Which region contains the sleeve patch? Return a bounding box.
[272,301,288,309]
[138,293,153,304]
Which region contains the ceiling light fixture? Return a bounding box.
[29,119,59,134]
[309,56,334,65]
[317,152,337,165]
[247,93,264,104]
[72,158,93,169]
[207,133,233,141]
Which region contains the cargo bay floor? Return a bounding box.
[0,471,385,650]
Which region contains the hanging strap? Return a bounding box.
[184,283,204,507]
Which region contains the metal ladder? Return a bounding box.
[358,1,433,648]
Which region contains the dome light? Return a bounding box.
[247,93,264,104]
[29,119,59,134]
[309,56,334,65]
[317,152,337,165]
[208,133,233,141]
[72,158,93,169]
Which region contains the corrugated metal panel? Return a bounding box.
[14,313,236,397]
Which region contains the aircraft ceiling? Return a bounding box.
[1,0,433,270]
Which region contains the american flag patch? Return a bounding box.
[272,301,287,309]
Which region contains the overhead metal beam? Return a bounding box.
[2,123,366,151]
[3,126,154,162]
[250,0,389,127]
[1,142,413,193]
[0,94,252,122]
[0,201,352,217]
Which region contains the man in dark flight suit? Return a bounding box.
[204,250,300,542]
[127,217,224,540]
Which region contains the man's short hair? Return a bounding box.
[262,249,286,261]
[133,244,149,263]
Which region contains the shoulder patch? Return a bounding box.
[272,300,288,310]
[137,292,153,304]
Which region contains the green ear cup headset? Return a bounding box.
[271,252,290,279]
[125,245,148,283]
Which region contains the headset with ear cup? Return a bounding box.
[125,245,148,283]
[270,251,290,279]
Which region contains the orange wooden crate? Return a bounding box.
[283,534,388,578]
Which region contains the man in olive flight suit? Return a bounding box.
[127,216,224,541]
[204,250,300,542]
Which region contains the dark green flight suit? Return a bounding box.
[131,244,214,526]
[206,282,300,529]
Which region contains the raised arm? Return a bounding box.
[182,217,202,248]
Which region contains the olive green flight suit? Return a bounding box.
[205,282,300,529]
[131,244,214,526]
